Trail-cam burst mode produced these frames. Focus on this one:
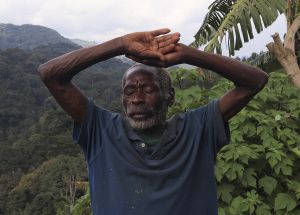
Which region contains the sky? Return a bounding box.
[0,0,287,57]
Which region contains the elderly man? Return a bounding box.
[38,28,268,215]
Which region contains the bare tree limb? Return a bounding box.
[267,29,300,90]
[284,16,300,51]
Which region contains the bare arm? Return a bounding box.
[129,44,268,121]
[38,29,180,123]
[183,46,268,121]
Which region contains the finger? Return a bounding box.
[127,55,165,67]
[156,34,173,43]
[159,44,176,54]
[156,32,180,43]
[158,36,180,49]
[150,28,171,37]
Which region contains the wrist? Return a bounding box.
[184,48,207,66]
[178,44,192,64]
[118,35,129,55]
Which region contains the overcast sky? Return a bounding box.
[0,0,286,57]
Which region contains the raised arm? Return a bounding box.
[130,44,268,121]
[38,29,180,123]
[181,45,268,121]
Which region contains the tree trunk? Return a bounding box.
[266,15,300,90]
[295,27,300,64]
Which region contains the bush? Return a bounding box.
[169,69,300,215]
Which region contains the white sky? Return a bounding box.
[0,0,286,57]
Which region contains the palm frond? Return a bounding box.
[192,0,286,56]
[250,51,275,67]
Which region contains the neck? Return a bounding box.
[134,123,165,138]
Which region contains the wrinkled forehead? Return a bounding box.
[123,65,160,86]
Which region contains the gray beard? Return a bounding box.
[126,106,168,130]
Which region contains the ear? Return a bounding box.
[167,87,175,106]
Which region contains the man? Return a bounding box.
[38,28,268,215]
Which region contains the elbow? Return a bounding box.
[37,62,69,85]
[256,70,269,91]
[37,63,49,83]
[239,69,269,95]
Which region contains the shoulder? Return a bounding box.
[173,100,224,128]
[181,101,217,121]
[78,98,122,132]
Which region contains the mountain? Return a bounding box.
[116,55,135,65]
[0,23,76,50]
[70,38,97,48]
[0,24,132,214]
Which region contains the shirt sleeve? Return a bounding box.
[72,98,112,162]
[193,100,230,157]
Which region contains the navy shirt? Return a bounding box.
[73,99,230,215]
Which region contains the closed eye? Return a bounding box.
[124,88,135,95]
[144,86,155,94]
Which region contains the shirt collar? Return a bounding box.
[122,115,180,143]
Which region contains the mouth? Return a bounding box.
[128,112,153,120]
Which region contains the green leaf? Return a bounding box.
[218,184,235,203]
[218,207,226,215]
[290,147,300,158]
[226,162,244,180]
[259,176,277,195]
[242,168,257,188]
[275,114,281,121]
[274,193,297,212]
[192,0,286,55]
[287,180,300,200]
[273,157,293,176]
[255,203,272,215]
[229,196,248,214]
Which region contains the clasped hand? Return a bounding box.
[122,28,186,67]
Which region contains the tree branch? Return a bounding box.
[266,33,288,61]
[267,28,300,90]
[284,16,300,52]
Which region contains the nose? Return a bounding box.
[131,90,145,105]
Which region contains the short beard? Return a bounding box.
[125,104,168,130]
[127,116,157,130]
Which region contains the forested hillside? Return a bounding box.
[0,24,131,214]
[1,23,299,215]
[0,24,75,50]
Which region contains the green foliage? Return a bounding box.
[168,68,223,116]
[274,193,297,212]
[5,155,87,215]
[169,69,300,214]
[0,24,76,50]
[191,0,286,56]
[71,189,92,215]
[0,43,128,214]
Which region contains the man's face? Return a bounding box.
[122,67,168,130]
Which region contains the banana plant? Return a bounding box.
[193,0,300,90]
[250,51,275,67]
[191,0,286,56]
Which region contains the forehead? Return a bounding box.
[123,66,159,85]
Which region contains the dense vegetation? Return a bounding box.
[169,69,300,214]
[70,68,300,214]
[1,23,299,215]
[0,41,129,214]
[0,24,74,50]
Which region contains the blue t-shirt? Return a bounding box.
[73,99,230,215]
